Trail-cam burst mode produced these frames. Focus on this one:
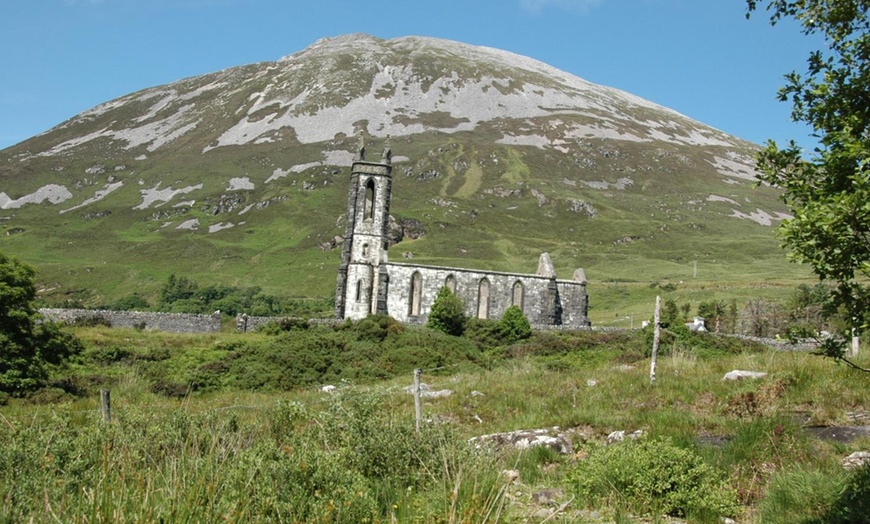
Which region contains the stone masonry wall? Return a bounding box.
[39,308,222,333]
[382,262,589,327]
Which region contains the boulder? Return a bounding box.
[842,451,870,469]
[470,427,572,455]
[723,370,767,381]
[606,429,644,444]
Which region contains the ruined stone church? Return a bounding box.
[335,141,590,328]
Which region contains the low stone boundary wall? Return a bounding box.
[40,308,222,334]
[234,314,341,332]
[723,333,821,351]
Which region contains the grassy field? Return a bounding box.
[2,324,869,523]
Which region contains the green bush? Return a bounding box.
[427,287,466,336]
[258,317,310,334]
[497,305,532,343]
[351,314,403,342]
[568,437,738,519]
[464,317,504,348]
[85,345,133,365]
[826,464,870,523]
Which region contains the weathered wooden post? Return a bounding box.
[413,368,422,432]
[100,389,111,424]
[650,296,661,385]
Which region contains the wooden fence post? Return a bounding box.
[413,369,422,433]
[100,389,111,424]
[650,296,661,385]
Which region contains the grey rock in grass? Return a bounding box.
[723,370,767,380]
[470,427,573,454]
[404,382,453,399]
[606,429,644,444]
[531,488,565,506]
[842,451,870,469]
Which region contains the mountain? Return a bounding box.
[0,34,804,318]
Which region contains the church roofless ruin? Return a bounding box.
[335,139,590,328]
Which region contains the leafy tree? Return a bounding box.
[747,0,870,368]
[660,298,681,328]
[102,292,151,311]
[698,300,727,333]
[0,252,82,395]
[159,274,198,306]
[427,287,466,336]
[498,305,532,343]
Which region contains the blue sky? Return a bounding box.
[0,0,822,151]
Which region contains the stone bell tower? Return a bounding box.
[334,137,393,319]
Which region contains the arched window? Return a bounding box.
[477,278,490,319]
[364,179,375,220]
[445,274,457,294]
[409,272,423,316]
[355,279,363,302]
[362,243,370,257]
[512,281,524,310]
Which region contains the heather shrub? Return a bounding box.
[498,305,531,343]
[427,286,466,336]
[568,437,738,519]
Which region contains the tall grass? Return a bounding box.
[4,328,870,521]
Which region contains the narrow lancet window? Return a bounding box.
[364,179,375,220]
[409,272,423,316]
[477,278,490,319]
[445,275,456,294]
[512,281,524,310]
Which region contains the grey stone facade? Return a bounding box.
[335,142,590,327]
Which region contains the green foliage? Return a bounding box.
[717,418,815,504]
[257,317,310,334]
[0,251,37,345]
[427,286,466,336]
[825,464,870,523]
[156,274,333,318]
[757,466,846,523]
[784,283,836,337]
[463,317,504,349]
[660,298,681,328]
[0,391,501,522]
[568,437,739,519]
[99,292,152,311]
[497,305,532,343]
[759,463,870,524]
[697,300,729,333]
[159,274,198,305]
[0,252,83,395]
[350,314,404,342]
[130,322,481,394]
[747,0,870,363]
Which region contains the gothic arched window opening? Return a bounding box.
[512,281,524,310]
[445,274,457,294]
[364,179,375,220]
[409,271,423,317]
[477,278,490,319]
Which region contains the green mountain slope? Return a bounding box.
[0,34,809,320]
